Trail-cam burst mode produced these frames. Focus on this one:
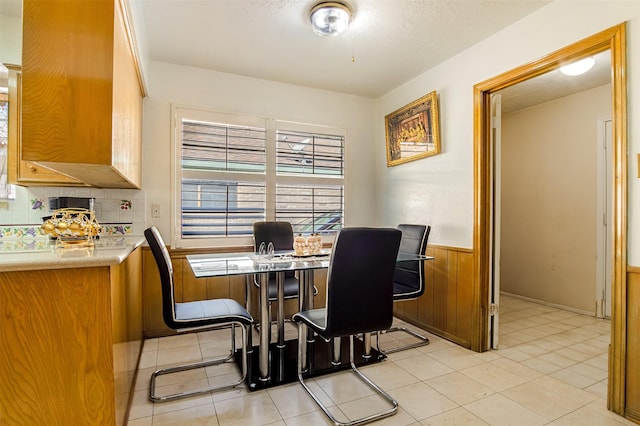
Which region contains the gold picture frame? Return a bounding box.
[385,91,441,167]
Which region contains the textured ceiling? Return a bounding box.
[131,0,552,98]
[498,50,611,113]
[3,0,609,105]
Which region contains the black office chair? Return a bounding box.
[252,221,300,301]
[377,224,431,354]
[293,227,402,426]
[144,226,254,402]
[251,221,317,346]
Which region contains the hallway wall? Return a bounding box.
[500,84,611,313]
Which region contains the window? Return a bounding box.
[173,106,345,248]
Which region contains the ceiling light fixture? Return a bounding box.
[310,2,351,37]
[560,57,596,76]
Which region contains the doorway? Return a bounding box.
[472,23,628,414]
[492,53,612,315]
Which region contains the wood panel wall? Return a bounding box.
[143,247,327,337]
[393,245,475,348]
[143,245,472,348]
[626,267,640,423]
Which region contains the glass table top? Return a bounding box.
[187,250,433,278]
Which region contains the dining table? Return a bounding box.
[187,249,433,390]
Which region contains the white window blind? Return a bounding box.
[274,127,344,235]
[172,106,345,248]
[276,184,344,235]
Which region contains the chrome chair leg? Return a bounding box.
[149,322,250,403]
[332,338,341,365]
[362,332,372,359]
[297,335,398,426]
[376,326,430,354]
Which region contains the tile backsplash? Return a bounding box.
[0,185,145,237]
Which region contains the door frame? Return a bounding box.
[472,23,627,414]
[596,116,613,319]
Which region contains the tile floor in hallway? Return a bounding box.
[127,294,636,425]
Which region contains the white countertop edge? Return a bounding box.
[0,236,146,273]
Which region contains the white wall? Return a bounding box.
[374,1,640,259]
[0,14,21,65]
[142,61,376,243]
[500,85,611,313]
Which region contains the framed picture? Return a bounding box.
[385,91,441,167]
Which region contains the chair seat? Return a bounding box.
[292,308,327,335]
[392,282,421,300]
[175,299,253,329]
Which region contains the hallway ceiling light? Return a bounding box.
[310,2,351,37]
[560,57,596,76]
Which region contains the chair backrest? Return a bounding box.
[394,224,431,299]
[324,227,402,337]
[144,226,179,329]
[253,221,294,251]
[253,221,295,279]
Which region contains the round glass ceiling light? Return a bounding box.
[310,2,351,37]
[560,57,596,76]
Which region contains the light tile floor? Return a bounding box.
[127,295,636,425]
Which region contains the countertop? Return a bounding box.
[0,235,145,272]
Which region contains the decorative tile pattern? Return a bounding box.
[0,186,145,235]
[101,224,133,236]
[30,199,45,210]
[0,224,132,238]
[0,238,50,252]
[1,226,44,238]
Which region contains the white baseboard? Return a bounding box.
[500,291,596,317]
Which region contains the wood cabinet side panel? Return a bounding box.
[111,247,142,425]
[111,0,143,187]
[111,247,143,343]
[0,267,115,425]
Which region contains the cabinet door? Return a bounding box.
[6,65,85,186]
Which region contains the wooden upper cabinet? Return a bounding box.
[21,0,143,189]
[6,65,86,186]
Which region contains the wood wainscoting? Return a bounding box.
[142,244,475,349]
[393,245,474,348]
[626,266,640,423]
[142,246,327,338]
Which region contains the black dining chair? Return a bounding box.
[144,226,254,402]
[292,227,402,426]
[377,224,431,354]
[251,221,317,346]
